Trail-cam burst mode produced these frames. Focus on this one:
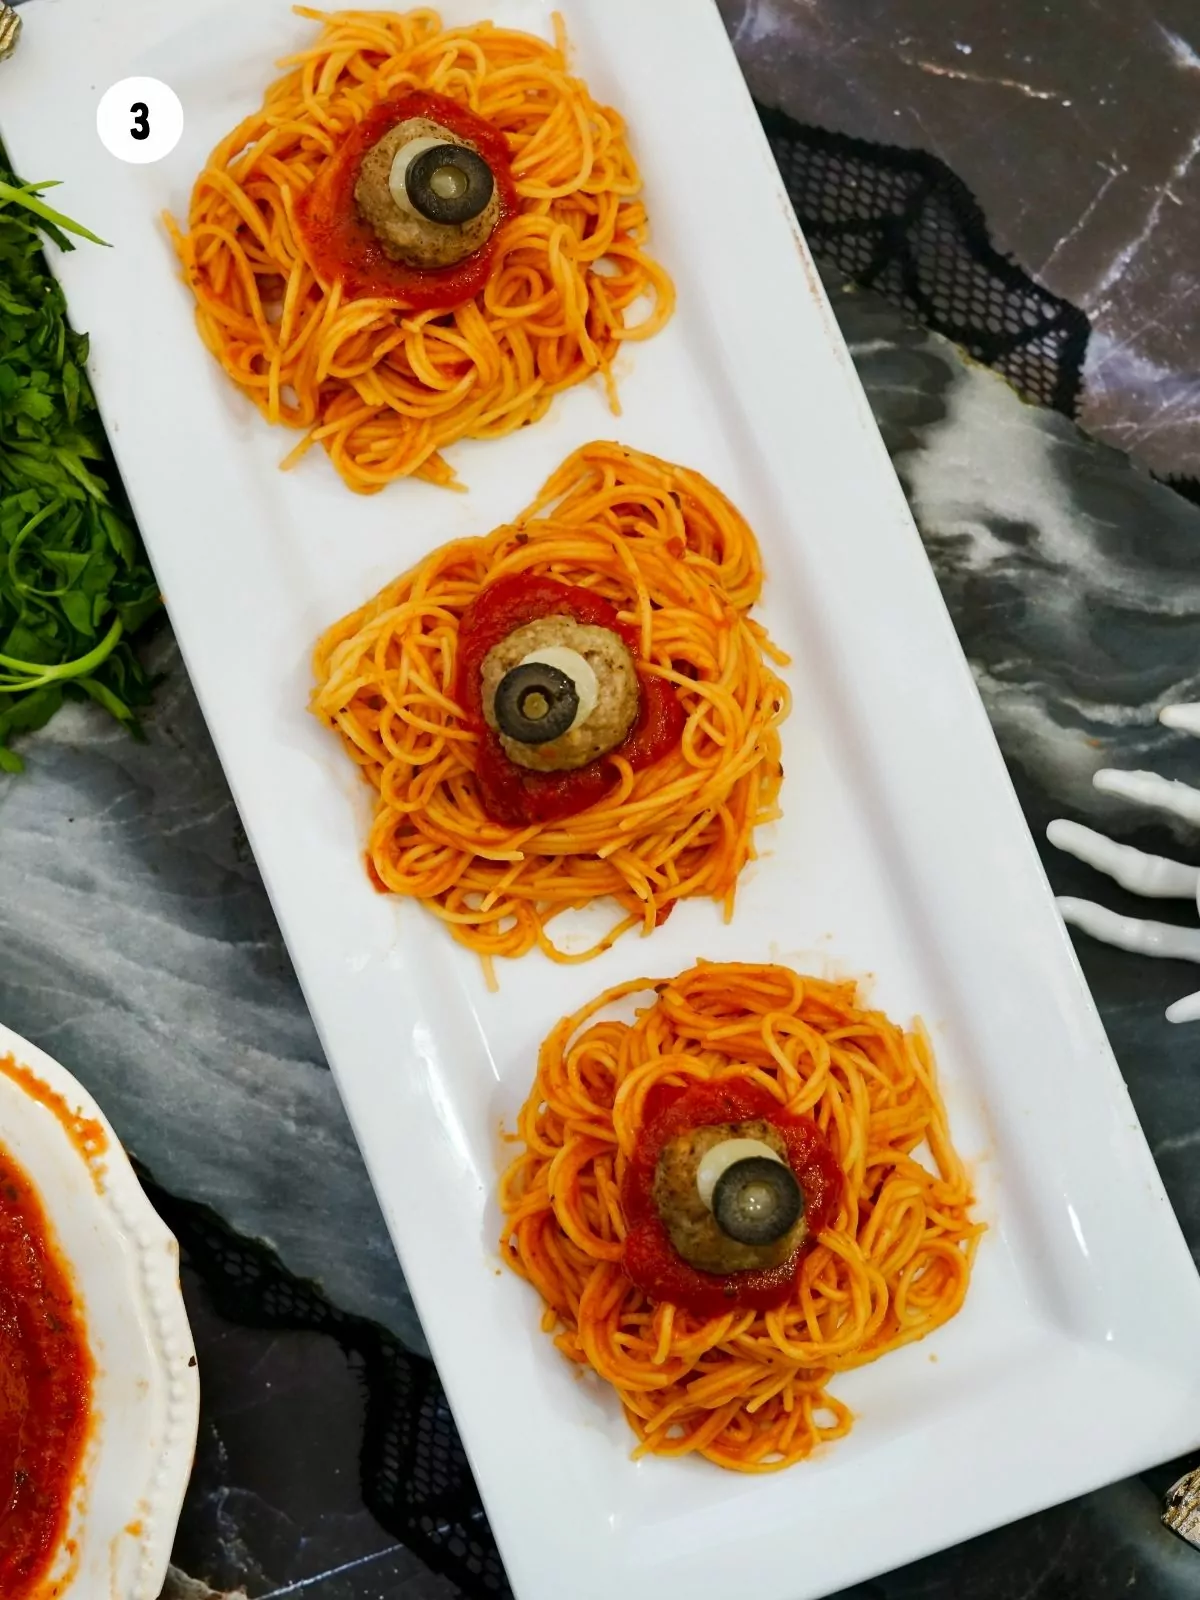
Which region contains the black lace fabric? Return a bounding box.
[761,110,1090,417]
[146,1178,513,1594]
[157,110,1106,1600]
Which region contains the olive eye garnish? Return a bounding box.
[494,662,579,744]
[711,1157,803,1246]
[405,143,495,225]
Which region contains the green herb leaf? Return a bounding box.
[0,146,160,771]
[0,178,110,247]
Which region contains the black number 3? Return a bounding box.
[130,102,150,142]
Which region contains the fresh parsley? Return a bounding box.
[0,156,160,772]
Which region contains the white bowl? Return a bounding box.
[0,1020,199,1599]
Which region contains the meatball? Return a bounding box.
[480,615,640,773]
[652,1119,808,1275]
[353,116,500,269]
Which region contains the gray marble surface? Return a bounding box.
[838,274,1200,1251]
[721,0,1200,483]
[0,639,424,1351]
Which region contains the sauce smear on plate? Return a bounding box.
[0,1127,92,1596]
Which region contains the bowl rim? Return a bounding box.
[0,1019,199,1600]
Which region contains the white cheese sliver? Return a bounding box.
[696,1138,782,1211]
[388,136,447,215]
[519,647,598,731]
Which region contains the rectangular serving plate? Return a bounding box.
[5,4,1200,1598]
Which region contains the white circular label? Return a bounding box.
[96,77,183,165]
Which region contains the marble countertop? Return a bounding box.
[721,0,1200,484]
[5,3,1200,1597]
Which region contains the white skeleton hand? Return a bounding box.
[1048,703,1200,1025]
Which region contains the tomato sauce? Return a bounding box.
[621,1079,843,1317]
[295,89,519,309]
[0,1130,92,1597]
[0,1058,107,1182]
[454,573,686,826]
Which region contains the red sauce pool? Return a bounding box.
[0,1103,93,1597]
[454,573,686,826]
[621,1078,843,1317]
[295,88,519,309]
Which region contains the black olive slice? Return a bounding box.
[494,662,579,744]
[405,143,495,225]
[711,1157,803,1246]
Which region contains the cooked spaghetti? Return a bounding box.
[167,7,674,493]
[500,962,982,1471]
[311,443,789,976]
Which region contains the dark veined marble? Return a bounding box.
[158,1255,457,1600]
[837,277,1200,1235]
[719,0,1200,484]
[0,634,424,1353]
[822,274,1200,1598]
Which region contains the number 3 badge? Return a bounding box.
[97,77,183,164]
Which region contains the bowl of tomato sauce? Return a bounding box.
[0,1020,198,1599]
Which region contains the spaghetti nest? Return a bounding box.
[168,6,674,493]
[311,443,789,976]
[500,963,982,1471]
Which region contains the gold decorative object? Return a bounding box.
[0,3,20,62]
[1164,1466,1200,1547]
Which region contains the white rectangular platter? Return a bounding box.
[5,4,1200,1598]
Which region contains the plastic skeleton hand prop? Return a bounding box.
[1048,702,1200,1025]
